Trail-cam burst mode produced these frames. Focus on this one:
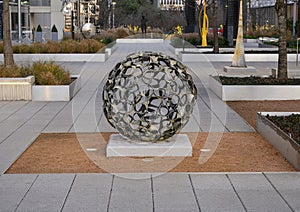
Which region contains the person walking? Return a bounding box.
[141,15,147,37]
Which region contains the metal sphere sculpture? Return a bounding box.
[103,52,197,142]
[81,23,96,39]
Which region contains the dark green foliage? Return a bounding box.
[267,114,300,145]
[36,25,42,32]
[51,25,58,32]
[217,76,300,85]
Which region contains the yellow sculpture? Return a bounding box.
[200,1,209,47]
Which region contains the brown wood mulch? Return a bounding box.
[6,100,300,174]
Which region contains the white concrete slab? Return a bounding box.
[265,173,300,211]
[153,173,199,212]
[62,174,112,212]
[228,173,292,212]
[109,175,152,212]
[190,174,245,211]
[16,174,75,212]
[106,134,192,157]
[0,174,37,211]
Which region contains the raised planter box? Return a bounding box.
[209,75,300,101]
[32,75,81,101]
[0,76,34,100]
[0,53,108,62]
[105,43,117,56]
[116,38,164,43]
[178,53,297,62]
[257,112,300,171]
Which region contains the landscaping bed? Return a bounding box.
[209,75,300,101]
[5,132,294,173]
[266,113,300,145]
[257,112,300,171]
[0,61,80,101]
[217,76,300,85]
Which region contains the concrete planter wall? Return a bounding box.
[105,43,117,56]
[169,45,213,55]
[209,76,300,101]
[0,53,108,62]
[116,38,164,43]
[178,53,296,62]
[257,112,300,171]
[0,76,34,100]
[32,75,81,101]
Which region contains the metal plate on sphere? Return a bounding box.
[106,134,192,157]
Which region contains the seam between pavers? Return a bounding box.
[67,62,109,133]
[262,172,294,212]
[40,102,70,132]
[0,102,29,124]
[226,174,248,212]
[68,89,99,133]
[188,174,201,212]
[151,175,155,212]
[60,174,77,212]
[1,102,68,175]
[197,92,230,132]
[13,174,39,212]
[106,174,114,212]
[0,102,29,123]
[0,102,48,145]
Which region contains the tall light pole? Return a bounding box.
[293,0,297,37]
[18,0,22,43]
[112,1,116,28]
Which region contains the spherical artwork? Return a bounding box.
[81,23,96,39]
[103,52,197,142]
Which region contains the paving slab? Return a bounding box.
[265,172,300,211]
[16,174,75,212]
[0,174,37,211]
[152,173,199,212]
[109,174,153,212]
[228,173,292,212]
[62,173,112,212]
[190,174,245,212]
[0,101,28,123]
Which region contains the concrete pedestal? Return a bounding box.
[106,134,192,157]
[223,66,256,76]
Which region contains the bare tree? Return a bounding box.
[275,0,287,79]
[2,0,15,68]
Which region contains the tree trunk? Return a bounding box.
[232,0,246,67]
[275,0,287,79]
[2,0,14,68]
[213,0,219,53]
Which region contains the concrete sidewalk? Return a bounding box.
[0,172,299,211]
[0,40,299,211]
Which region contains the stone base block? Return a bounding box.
[106,134,192,157]
[223,66,256,76]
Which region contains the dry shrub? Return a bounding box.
[59,39,80,53]
[0,64,23,77]
[21,61,71,85]
[44,41,60,53]
[80,39,105,53]
[12,44,31,53]
[30,43,47,53]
